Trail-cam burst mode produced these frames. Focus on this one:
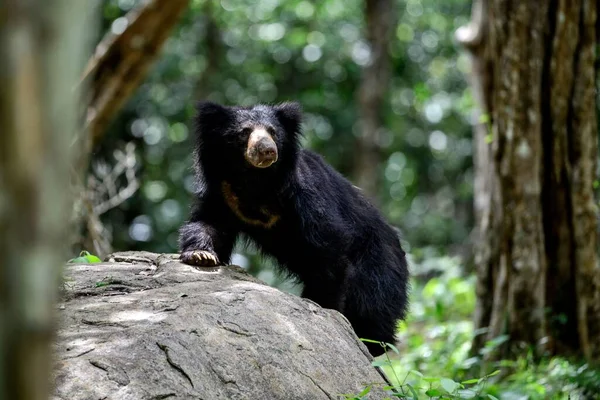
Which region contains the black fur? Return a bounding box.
[179,102,409,356]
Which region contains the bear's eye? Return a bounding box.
[240,127,253,136]
[266,126,275,135]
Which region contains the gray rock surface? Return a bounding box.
[53,252,390,399]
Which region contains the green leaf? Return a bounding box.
[68,250,102,264]
[84,254,102,263]
[487,395,499,400]
[406,384,419,399]
[422,377,440,383]
[410,370,424,378]
[457,389,477,399]
[460,378,480,385]
[498,360,515,368]
[487,336,509,349]
[486,370,501,378]
[372,360,392,368]
[386,343,400,354]
[357,385,372,397]
[425,389,442,397]
[481,336,509,356]
[484,133,493,143]
[440,378,460,394]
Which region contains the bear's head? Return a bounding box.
[193,102,302,178]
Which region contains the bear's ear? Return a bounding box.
[195,101,232,133]
[274,102,302,135]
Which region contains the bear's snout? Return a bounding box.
[245,129,278,168]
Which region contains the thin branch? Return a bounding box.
[455,0,488,51]
[89,142,140,216]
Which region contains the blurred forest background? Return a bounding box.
[3,0,598,398]
[88,0,475,286]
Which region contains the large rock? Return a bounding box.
[53,252,390,399]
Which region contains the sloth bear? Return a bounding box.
[178,101,409,356]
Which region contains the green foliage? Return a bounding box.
[345,256,600,399]
[68,250,102,264]
[94,0,474,266]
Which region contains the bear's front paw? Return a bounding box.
[180,250,220,267]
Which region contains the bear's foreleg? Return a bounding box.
[178,219,237,267]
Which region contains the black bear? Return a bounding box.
[178,101,409,356]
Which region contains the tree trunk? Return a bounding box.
[457,0,600,361]
[192,0,223,101]
[0,1,97,399]
[354,0,397,200]
[81,0,189,152]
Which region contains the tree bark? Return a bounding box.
[458,0,600,361]
[0,1,97,399]
[192,0,223,101]
[354,0,397,200]
[81,0,189,154]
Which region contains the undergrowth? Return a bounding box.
[342,251,600,400]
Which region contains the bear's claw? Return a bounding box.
[180,250,219,267]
